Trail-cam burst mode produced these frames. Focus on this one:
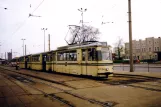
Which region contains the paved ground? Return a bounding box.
[0,71,69,107]
[1,65,161,107]
[114,64,161,72]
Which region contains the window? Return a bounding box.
[46,55,50,62]
[88,48,97,61]
[57,52,64,61]
[57,51,77,61]
[157,47,159,51]
[149,48,151,51]
[46,54,53,62]
[155,47,156,51]
[82,49,86,61]
[52,53,56,61]
[144,48,145,52]
[69,51,77,61]
[97,48,112,61]
[32,56,40,62]
[25,57,29,62]
[19,57,24,62]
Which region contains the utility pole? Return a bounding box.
[41,28,47,52]
[48,34,50,51]
[21,39,26,56]
[25,45,26,55]
[128,0,133,72]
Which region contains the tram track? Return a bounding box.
[0,67,117,107]
[0,67,77,89]
[102,74,161,92]
[1,72,75,107]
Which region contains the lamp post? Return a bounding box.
[78,8,87,27]
[41,28,47,52]
[21,39,26,56]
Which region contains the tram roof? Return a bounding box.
[57,42,108,50]
[31,50,55,56]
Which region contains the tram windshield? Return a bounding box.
[97,48,112,61]
[87,47,112,61]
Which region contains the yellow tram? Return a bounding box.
[18,42,113,78]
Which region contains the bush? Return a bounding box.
[113,60,123,63]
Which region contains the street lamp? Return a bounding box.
[21,39,26,56]
[78,8,87,27]
[41,28,47,52]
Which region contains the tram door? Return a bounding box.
[81,49,87,75]
[42,55,46,71]
[25,57,28,69]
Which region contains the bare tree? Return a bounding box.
[67,25,101,44]
[115,36,124,60]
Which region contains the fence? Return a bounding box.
[113,63,161,72]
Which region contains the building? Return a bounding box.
[125,37,161,61]
[7,52,12,61]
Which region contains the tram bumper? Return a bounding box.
[98,72,113,77]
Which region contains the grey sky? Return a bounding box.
[0,0,161,58]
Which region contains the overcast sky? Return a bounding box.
[0,0,161,58]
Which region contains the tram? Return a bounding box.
[18,42,113,78]
[10,57,19,67]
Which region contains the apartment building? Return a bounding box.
[125,37,161,61]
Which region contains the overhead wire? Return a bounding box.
[11,0,45,36]
[31,0,45,14]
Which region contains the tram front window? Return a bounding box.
[97,48,112,61]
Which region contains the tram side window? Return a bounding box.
[19,57,24,62]
[63,53,67,61]
[46,55,50,62]
[57,52,64,61]
[32,56,40,62]
[66,52,70,61]
[46,54,53,62]
[82,49,86,61]
[25,57,29,62]
[88,48,97,61]
[69,51,77,61]
[50,55,53,61]
[53,53,55,61]
[57,51,77,61]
